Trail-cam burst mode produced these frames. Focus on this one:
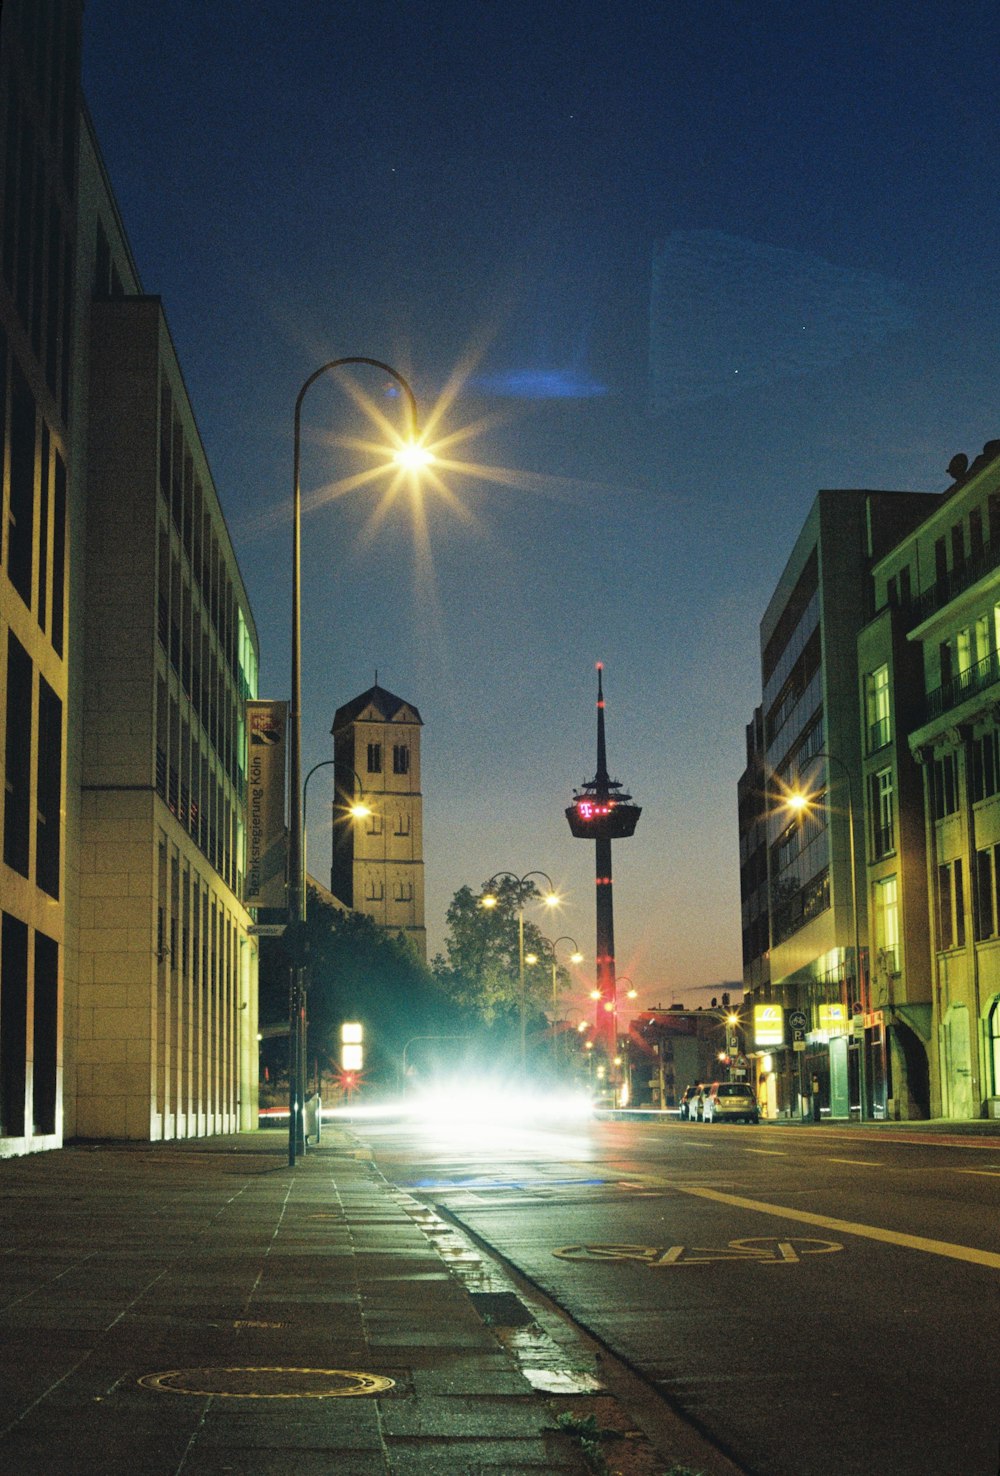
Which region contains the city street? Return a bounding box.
[359,1110,1000,1476]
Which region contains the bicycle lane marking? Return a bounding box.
[672,1183,1000,1270]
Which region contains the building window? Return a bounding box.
[8,359,35,609]
[971,728,1000,803]
[365,813,382,835]
[865,665,891,752]
[873,876,899,974]
[975,846,1000,941]
[936,859,965,951]
[393,880,413,902]
[367,742,382,774]
[36,676,61,898]
[870,768,894,859]
[990,1000,1000,1097]
[364,877,384,901]
[392,744,409,775]
[394,812,411,836]
[4,632,32,877]
[931,752,959,820]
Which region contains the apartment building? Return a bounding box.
[867,441,1000,1118]
[746,488,934,1119]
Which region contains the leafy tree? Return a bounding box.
[432,877,570,1029]
[259,887,462,1089]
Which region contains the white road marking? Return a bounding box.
[674,1184,1000,1270]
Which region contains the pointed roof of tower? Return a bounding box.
[331,683,423,733]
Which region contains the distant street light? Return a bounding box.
[302,759,370,880]
[539,936,583,1066]
[481,871,559,1073]
[288,358,430,1167]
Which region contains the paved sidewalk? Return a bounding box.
[0,1128,739,1476]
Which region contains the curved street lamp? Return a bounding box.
[481,870,559,1073]
[288,358,429,1166]
[302,760,371,881]
[786,747,867,1121]
[541,935,583,1065]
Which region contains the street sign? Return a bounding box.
[248,923,287,937]
[793,1039,806,1052]
[789,1010,807,1029]
[851,1001,863,1017]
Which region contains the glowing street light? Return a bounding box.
[288,357,428,1167]
[302,760,370,879]
[481,870,559,1073]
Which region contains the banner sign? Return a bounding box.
[245,700,287,908]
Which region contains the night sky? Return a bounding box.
[82,1,1000,1008]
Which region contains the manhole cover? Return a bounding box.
[138,1367,395,1399]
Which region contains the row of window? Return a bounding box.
[4,628,60,896]
[158,378,254,696]
[0,327,67,649]
[366,741,410,776]
[0,910,57,1139]
[364,812,411,837]
[1,52,75,423]
[363,878,415,903]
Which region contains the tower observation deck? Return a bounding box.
[565,664,641,1060]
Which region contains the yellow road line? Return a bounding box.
[956,1169,1000,1178]
[675,1184,1000,1270]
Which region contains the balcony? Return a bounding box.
[924,649,1000,723]
[906,537,1000,629]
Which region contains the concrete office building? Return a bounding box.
[330,684,426,959]
[0,0,261,1151]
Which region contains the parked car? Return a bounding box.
[678,1084,704,1121]
[702,1081,760,1123]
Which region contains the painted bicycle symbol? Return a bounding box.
[553,1237,842,1266]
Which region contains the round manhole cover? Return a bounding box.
[138,1367,395,1399]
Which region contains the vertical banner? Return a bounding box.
[245,700,288,908]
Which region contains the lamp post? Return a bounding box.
[481,870,559,1074]
[787,748,866,1121]
[302,760,370,881]
[543,936,582,1067]
[288,357,427,1167]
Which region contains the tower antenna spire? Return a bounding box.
[565,665,642,1079]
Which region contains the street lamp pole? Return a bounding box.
[288,358,423,1168]
[481,870,558,1075]
[791,748,867,1122]
[544,936,582,1067]
[302,760,370,881]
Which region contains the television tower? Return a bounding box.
[565,665,641,1058]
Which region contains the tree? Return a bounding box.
[258,887,461,1089]
[432,877,569,1029]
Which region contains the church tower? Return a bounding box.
[330,684,426,959]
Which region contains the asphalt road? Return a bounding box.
[357,1111,1000,1476]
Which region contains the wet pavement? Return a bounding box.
[0,1128,741,1476]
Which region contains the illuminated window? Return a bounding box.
[865,666,890,752]
[873,876,898,973]
[870,768,893,859]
